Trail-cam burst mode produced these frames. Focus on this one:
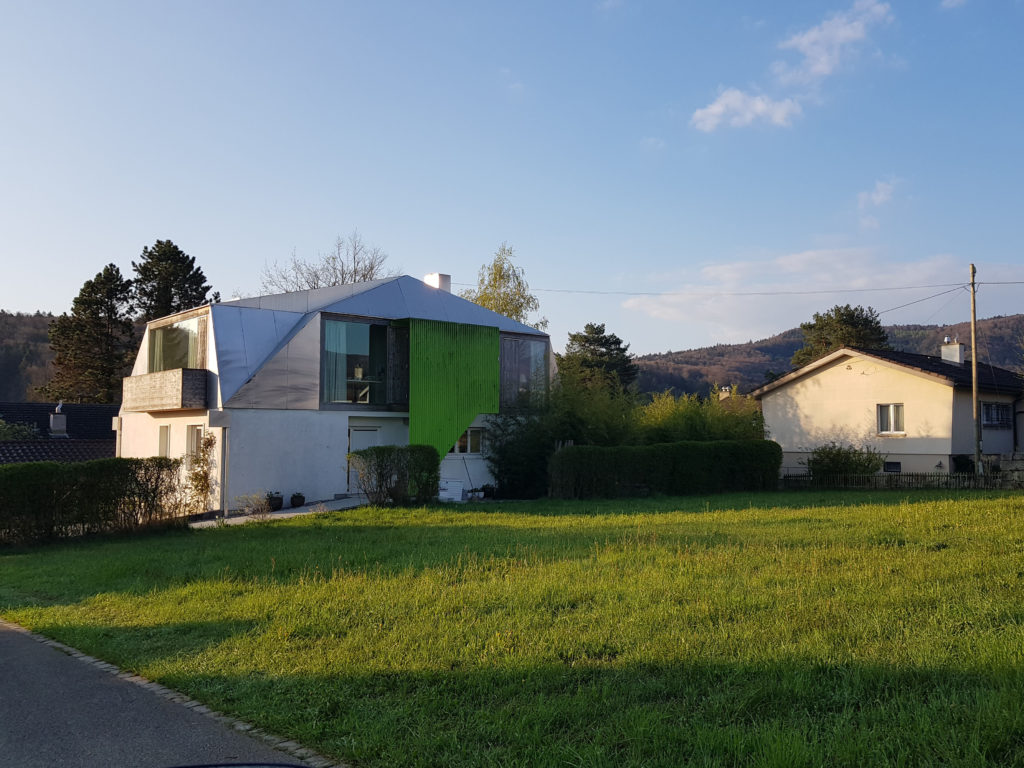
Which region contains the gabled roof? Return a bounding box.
[211,275,547,404]
[750,347,1024,399]
[221,275,546,336]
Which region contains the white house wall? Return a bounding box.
[223,409,409,506]
[762,355,955,473]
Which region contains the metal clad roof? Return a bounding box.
[211,305,305,403]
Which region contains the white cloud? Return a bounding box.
[691,88,802,132]
[691,1,893,132]
[857,178,897,229]
[774,0,893,86]
[622,251,960,345]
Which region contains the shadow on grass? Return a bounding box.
[17,616,1024,768]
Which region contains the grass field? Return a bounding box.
[2,490,1024,767]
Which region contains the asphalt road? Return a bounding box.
[0,621,320,768]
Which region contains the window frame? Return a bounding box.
[499,333,550,410]
[450,427,486,455]
[877,403,905,435]
[981,401,1013,429]
[320,314,396,409]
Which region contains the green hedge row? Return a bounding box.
[0,457,185,546]
[549,440,783,499]
[348,444,440,505]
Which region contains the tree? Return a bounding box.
[791,304,890,367]
[460,243,547,330]
[41,264,136,404]
[558,322,640,391]
[132,240,218,321]
[260,231,396,293]
[0,418,39,441]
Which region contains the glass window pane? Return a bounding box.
[149,318,200,372]
[893,404,904,432]
[469,429,481,453]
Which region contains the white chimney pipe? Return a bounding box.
[424,273,451,292]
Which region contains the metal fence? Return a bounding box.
[780,472,1019,491]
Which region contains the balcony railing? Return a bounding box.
[122,368,207,412]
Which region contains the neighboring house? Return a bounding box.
[0,402,119,465]
[750,340,1024,475]
[116,274,551,508]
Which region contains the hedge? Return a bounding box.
[0,457,185,546]
[348,444,441,505]
[548,440,783,499]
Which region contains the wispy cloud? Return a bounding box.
[940,0,967,8]
[773,0,893,86]
[857,177,897,229]
[622,251,959,344]
[691,89,802,132]
[499,67,526,98]
[640,136,666,151]
[692,0,892,132]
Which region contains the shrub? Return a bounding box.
[348,444,439,505]
[803,442,885,477]
[0,457,184,546]
[634,390,765,444]
[549,440,783,499]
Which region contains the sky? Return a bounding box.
[1,0,1022,355]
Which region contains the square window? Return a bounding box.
[982,402,1012,429]
[877,403,904,434]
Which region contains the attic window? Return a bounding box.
[982,402,1012,429]
[877,403,904,434]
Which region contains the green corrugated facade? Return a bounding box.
[408,319,500,458]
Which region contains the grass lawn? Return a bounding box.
[2,490,1024,767]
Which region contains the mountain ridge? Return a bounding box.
[636,315,1024,396]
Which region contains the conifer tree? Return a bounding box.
[132,239,218,321]
[42,264,135,403]
[791,304,890,367]
[559,322,640,392]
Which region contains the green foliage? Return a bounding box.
[6,492,1022,767]
[804,442,886,477]
[634,389,764,444]
[559,322,639,391]
[40,264,135,404]
[132,239,218,321]
[459,243,547,330]
[791,304,890,367]
[348,444,440,505]
[0,311,54,401]
[185,432,218,515]
[0,418,39,441]
[549,440,782,499]
[0,457,183,545]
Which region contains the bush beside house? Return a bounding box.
[0,457,183,545]
[348,444,441,505]
[549,440,783,499]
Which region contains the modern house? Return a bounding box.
[115,274,551,509]
[0,402,119,465]
[750,339,1024,475]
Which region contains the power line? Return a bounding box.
[450,281,968,298]
[877,286,968,315]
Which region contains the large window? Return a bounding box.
[149,317,202,372]
[323,319,388,405]
[500,336,549,408]
[450,428,485,455]
[877,403,904,434]
[982,402,1012,429]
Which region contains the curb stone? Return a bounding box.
[0,618,348,768]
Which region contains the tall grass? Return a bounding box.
[2,490,1023,767]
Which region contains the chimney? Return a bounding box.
[940,336,965,365]
[423,273,451,292]
[49,412,68,438]
[718,386,732,401]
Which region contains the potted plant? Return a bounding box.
[290,492,305,508]
[266,491,284,512]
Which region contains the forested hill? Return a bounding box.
[636,314,1024,396]
[0,311,54,401]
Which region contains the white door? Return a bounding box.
[348,428,379,493]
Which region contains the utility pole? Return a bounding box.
[971,263,982,476]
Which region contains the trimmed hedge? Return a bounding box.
[549,440,783,499]
[0,457,184,546]
[348,444,441,505]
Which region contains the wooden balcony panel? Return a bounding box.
[122,368,208,412]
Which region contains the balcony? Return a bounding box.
[122,368,208,412]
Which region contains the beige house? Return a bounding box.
[750,340,1024,475]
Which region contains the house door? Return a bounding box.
[348,427,379,493]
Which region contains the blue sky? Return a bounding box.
[2,0,1022,355]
